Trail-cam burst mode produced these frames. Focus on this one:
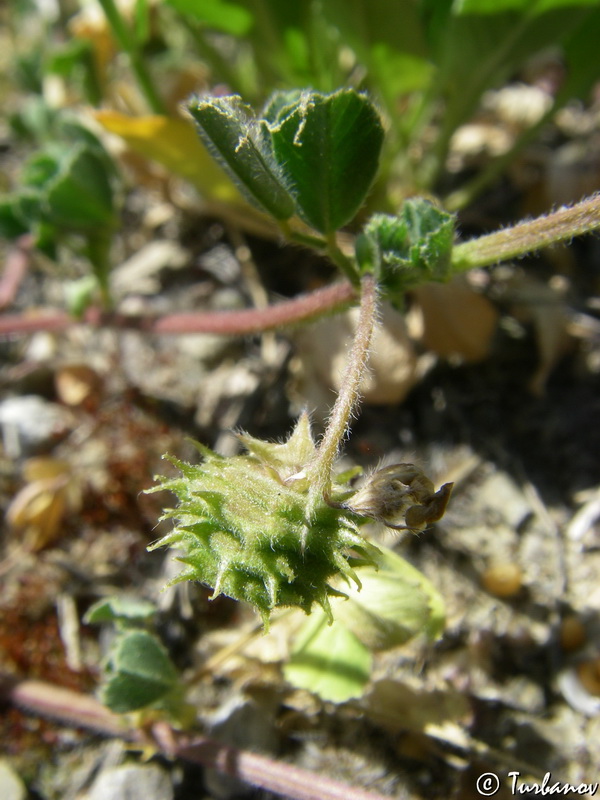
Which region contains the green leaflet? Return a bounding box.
[284,610,372,703]
[269,89,384,234]
[187,95,296,220]
[101,630,180,713]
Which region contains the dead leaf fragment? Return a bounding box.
[409,277,499,363]
[364,678,471,734]
[500,272,573,395]
[55,364,101,407]
[6,458,81,550]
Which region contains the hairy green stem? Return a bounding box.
[279,224,360,287]
[97,0,165,114]
[452,194,600,270]
[307,273,377,514]
[325,232,361,287]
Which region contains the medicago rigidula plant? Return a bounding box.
[147,87,600,632]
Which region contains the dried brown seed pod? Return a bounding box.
[336,463,453,532]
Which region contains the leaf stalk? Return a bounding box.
[97,0,165,114]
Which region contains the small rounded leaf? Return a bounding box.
[84,596,157,625]
[101,629,179,713]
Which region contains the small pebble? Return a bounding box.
[55,364,101,406]
[559,615,587,652]
[481,563,523,598]
[86,763,173,800]
[0,395,73,457]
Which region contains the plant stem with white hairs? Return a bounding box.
[307,272,378,515]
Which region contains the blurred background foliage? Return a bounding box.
[4,0,600,214]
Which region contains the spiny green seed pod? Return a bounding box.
[147,414,379,628]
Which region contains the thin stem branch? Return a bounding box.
[417,13,536,191]
[278,224,359,288]
[307,273,378,513]
[97,0,165,114]
[326,232,361,287]
[1,675,390,800]
[452,194,600,271]
[282,226,329,251]
[189,25,246,97]
[0,281,356,337]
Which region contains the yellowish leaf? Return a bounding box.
[94,111,240,201]
[8,458,81,550]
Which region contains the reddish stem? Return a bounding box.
[0,235,34,310]
[0,281,355,337]
[1,674,391,800]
